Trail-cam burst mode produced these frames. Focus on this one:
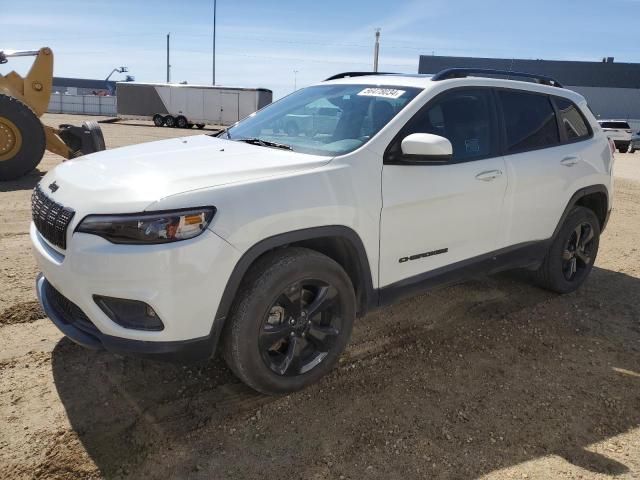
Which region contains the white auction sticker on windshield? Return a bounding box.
[357,87,406,99]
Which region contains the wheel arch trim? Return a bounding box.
[210,226,376,347]
[552,184,610,238]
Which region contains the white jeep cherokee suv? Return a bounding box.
[31,68,613,395]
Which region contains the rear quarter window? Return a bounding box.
[554,97,592,141]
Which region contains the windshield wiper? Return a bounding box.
[234,137,293,151]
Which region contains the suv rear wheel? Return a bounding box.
[221,247,356,395]
[534,206,600,293]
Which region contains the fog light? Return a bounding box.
[93,295,164,331]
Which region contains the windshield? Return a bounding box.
[224,84,422,156]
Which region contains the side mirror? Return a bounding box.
[401,133,452,161]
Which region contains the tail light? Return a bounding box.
[626,130,633,134]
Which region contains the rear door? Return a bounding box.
[221,92,240,125]
[497,90,595,247]
[379,88,508,287]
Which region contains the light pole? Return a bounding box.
[212,0,217,85]
[373,28,381,72]
[166,33,171,83]
[293,70,299,91]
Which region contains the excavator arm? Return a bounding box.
[0,47,105,180]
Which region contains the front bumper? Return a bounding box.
[36,274,214,362]
[31,222,241,360]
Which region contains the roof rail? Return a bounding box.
[431,68,563,88]
[324,71,396,81]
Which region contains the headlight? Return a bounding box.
[76,207,216,244]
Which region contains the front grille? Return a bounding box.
[44,281,100,336]
[31,185,75,249]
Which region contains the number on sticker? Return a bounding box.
[357,88,406,99]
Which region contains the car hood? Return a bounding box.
[39,135,330,213]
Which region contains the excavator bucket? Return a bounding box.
[0,47,106,181]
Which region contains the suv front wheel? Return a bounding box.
[534,206,601,294]
[221,247,356,395]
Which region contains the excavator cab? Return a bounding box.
[0,47,106,181]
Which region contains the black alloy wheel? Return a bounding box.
[561,221,596,281]
[260,280,342,376]
[534,206,600,294]
[221,247,356,395]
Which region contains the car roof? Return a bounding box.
[320,73,587,105]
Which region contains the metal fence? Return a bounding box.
[47,93,117,116]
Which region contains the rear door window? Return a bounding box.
[553,97,592,141]
[498,90,560,153]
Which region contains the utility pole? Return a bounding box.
[212,0,217,85]
[293,70,299,91]
[166,33,171,83]
[373,28,381,72]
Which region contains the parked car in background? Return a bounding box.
[627,130,640,153]
[598,119,633,153]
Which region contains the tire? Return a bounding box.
[0,94,45,181]
[164,115,176,128]
[286,121,300,137]
[618,146,627,154]
[176,116,189,128]
[196,124,205,130]
[187,123,194,129]
[81,121,106,153]
[153,114,165,127]
[534,206,600,294]
[221,247,356,395]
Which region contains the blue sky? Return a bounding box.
[2,0,639,99]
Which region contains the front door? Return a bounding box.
[379,88,507,288]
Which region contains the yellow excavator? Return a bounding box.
[0,47,106,181]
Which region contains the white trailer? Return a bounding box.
[116,82,273,128]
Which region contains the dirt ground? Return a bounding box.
[1,114,639,480]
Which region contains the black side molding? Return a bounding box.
[378,240,549,307]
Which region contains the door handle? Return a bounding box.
[475,170,503,181]
[561,156,579,166]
